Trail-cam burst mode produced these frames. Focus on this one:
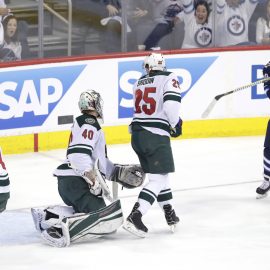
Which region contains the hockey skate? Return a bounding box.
[123,202,148,238]
[163,204,179,232]
[256,180,270,199]
[41,227,67,248]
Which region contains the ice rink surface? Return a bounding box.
[1,136,270,270]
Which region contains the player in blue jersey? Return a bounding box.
[256,62,270,199]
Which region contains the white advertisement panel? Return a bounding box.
[0,50,269,136]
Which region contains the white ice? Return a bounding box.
[0,136,269,270]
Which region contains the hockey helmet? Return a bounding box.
[143,52,166,72]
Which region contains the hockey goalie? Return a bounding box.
[31,90,145,247]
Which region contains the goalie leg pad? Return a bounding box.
[31,205,75,232]
[62,199,124,245]
[41,227,68,248]
[110,164,145,189]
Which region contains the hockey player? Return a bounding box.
[123,53,182,237]
[31,89,145,247]
[0,147,10,213]
[256,62,270,198]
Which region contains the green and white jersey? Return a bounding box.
[54,114,114,178]
[131,70,181,136]
[0,148,10,211]
[0,167,9,193]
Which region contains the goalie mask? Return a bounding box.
[111,164,145,189]
[78,90,104,122]
[143,52,166,73]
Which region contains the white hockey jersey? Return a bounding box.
[54,114,114,179]
[0,148,10,211]
[131,70,181,137]
[216,0,259,46]
[177,0,213,48]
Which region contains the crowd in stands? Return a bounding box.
[0,0,270,62]
[0,0,30,61]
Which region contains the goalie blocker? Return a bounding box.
[40,199,123,247]
[110,164,145,189]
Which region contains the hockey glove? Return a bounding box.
[84,170,102,196]
[263,62,270,99]
[263,62,270,77]
[110,164,145,189]
[170,118,182,138]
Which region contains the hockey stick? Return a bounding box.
[201,77,270,118]
[94,159,114,202]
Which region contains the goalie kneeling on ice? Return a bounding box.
[110,164,145,189]
[41,199,124,247]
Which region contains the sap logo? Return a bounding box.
[118,56,218,118]
[251,65,267,99]
[0,65,86,130]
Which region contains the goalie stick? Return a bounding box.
[69,159,114,203]
[93,159,114,202]
[201,77,270,118]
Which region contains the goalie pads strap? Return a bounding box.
[110,164,145,189]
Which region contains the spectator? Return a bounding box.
[100,0,122,52]
[72,0,123,54]
[176,0,213,49]
[256,0,270,44]
[193,0,212,8]
[2,14,21,60]
[126,0,152,51]
[143,0,183,51]
[1,14,30,60]
[72,0,106,55]
[215,0,260,47]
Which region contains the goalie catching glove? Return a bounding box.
[170,117,182,138]
[110,164,145,189]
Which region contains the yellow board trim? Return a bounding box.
[0,117,268,155]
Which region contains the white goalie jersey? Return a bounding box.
[131,70,181,136]
[54,114,114,179]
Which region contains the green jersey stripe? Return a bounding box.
[67,148,92,156]
[132,121,170,133]
[163,95,181,102]
[0,179,10,187]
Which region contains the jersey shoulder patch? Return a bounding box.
[76,114,101,130]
